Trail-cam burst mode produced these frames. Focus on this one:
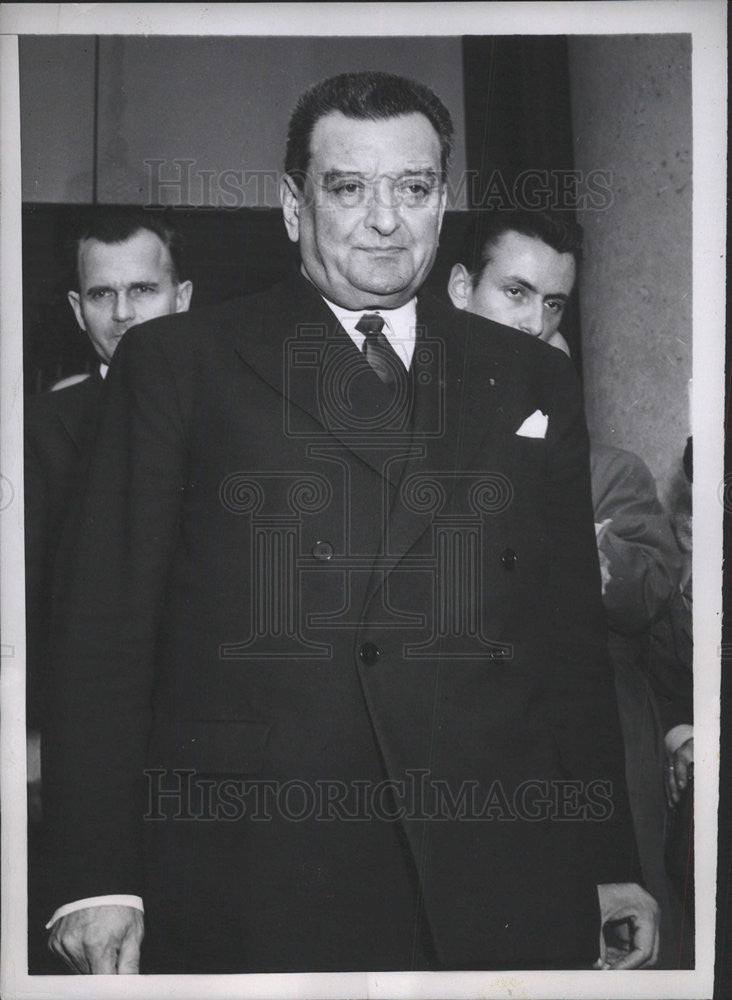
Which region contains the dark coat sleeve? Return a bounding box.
[43,327,190,909]
[646,586,693,733]
[591,444,683,634]
[591,443,692,733]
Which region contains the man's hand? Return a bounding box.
[597,547,611,596]
[666,736,694,806]
[48,905,143,974]
[594,520,612,596]
[594,882,659,969]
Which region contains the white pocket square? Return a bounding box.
[515,410,548,439]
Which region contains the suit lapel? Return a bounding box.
[232,274,513,578]
[232,272,412,486]
[381,293,509,567]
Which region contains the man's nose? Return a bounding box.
[112,292,134,322]
[518,300,544,338]
[364,183,400,235]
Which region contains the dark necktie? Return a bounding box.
[356,313,404,386]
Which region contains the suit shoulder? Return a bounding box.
[117,281,292,358]
[121,296,249,345]
[418,290,577,393]
[591,441,653,483]
[419,291,566,361]
[25,376,101,431]
[590,443,660,514]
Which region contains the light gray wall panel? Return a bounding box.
[569,34,692,504]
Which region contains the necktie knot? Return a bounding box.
[355,313,386,338]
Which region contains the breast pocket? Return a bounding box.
[507,436,549,476]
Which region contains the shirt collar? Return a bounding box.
[320,293,418,370]
[99,362,109,380]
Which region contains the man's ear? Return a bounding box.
[447,264,472,310]
[175,280,193,313]
[67,290,86,332]
[280,173,302,244]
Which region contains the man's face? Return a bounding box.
[68,229,192,364]
[281,111,447,309]
[448,230,576,343]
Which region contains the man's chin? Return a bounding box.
[304,261,420,309]
[344,271,419,308]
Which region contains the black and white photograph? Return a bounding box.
[0,3,726,998]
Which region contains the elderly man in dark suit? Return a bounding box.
[43,72,657,975]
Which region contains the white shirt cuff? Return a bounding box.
[46,895,144,929]
[665,723,694,756]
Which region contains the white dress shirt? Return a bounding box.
[321,294,417,371]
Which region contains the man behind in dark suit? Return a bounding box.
[44,73,657,975]
[25,208,193,727]
[24,210,192,969]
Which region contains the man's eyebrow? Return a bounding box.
[321,170,368,184]
[396,168,439,180]
[320,168,439,184]
[502,275,538,294]
[84,281,160,294]
[501,275,569,300]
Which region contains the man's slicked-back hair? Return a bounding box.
[69,207,187,289]
[458,208,584,287]
[285,71,454,188]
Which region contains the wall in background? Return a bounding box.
[569,34,692,506]
[19,35,468,208]
[19,36,96,202]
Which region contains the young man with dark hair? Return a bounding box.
[448,208,582,355]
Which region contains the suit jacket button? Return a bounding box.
[500,548,517,570]
[312,540,333,560]
[359,642,380,666]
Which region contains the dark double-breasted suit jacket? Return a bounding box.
[44,273,636,972]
